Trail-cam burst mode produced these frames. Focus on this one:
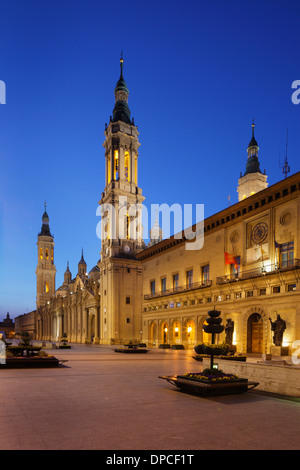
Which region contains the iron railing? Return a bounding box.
[144,280,212,300]
[216,259,300,285]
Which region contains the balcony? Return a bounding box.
[144,280,212,300]
[216,259,300,285]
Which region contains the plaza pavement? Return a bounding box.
[0,344,299,451]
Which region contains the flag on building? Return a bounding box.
[225,252,238,269]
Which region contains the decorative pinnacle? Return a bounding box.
[120,51,124,76]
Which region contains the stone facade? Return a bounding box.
[15,60,300,356]
[139,172,300,354]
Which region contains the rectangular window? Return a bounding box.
[186,270,193,288]
[173,273,179,291]
[126,318,130,323]
[280,241,294,267]
[259,288,266,295]
[288,284,296,292]
[246,290,253,297]
[226,294,231,300]
[235,292,242,299]
[150,280,155,296]
[231,256,240,277]
[161,277,166,293]
[202,265,209,283]
[126,296,131,304]
[273,286,280,294]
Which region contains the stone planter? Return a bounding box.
[202,345,227,356]
[193,354,246,362]
[0,357,62,369]
[114,347,149,353]
[159,375,258,396]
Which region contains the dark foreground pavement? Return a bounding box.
[0,344,299,451]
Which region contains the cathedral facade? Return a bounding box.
[21,59,300,355]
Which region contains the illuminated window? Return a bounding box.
[40,248,43,260]
[45,282,49,293]
[161,277,166,293]
[107,156,111,183]
[114,150,119,180]
[280,241,294,267]
[231,256,240,276]
[134,155,137,185]
[202,264,209,283]
[186,270,193,288]
[51,249,54,261]
[45,249,49,260]
[124,151,130,182]
[126,215,130,239]
[173,273,179,291]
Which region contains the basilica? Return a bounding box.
[16,58,300,355]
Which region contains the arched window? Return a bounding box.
[124,151,130,182]
[114,150,119,180]
[45,282,49,293]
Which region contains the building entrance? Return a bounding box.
[247,313,263,353]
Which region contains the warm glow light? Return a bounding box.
[187,326,192,333]
[164,327,168,332]
[174,327,179,332]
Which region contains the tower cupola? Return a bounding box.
[237,122,268,201]
[39,202,53,237]
[244,122,262,175]
[112,55,132,124]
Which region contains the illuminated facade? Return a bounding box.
[25,59,300,355]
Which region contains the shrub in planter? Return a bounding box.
[59,334,71,349]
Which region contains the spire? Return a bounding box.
[149,210,163,246]
[114,52,129,94]
[39,202,53,237]
[79,249,86,265]
[244,121,262,175]
[112,54,132,124]
[64,261,72,284]
[248,120,258,148]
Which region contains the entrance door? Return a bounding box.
[247,313,263,353]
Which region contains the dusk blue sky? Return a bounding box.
[0,0,299,317]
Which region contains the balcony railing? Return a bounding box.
[144,280,212,300]
[216,259,300,285]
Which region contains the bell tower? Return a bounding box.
[98,57,144,345]
[99,55,145,259]
[237,122,268,201]
[36,204,56,308]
